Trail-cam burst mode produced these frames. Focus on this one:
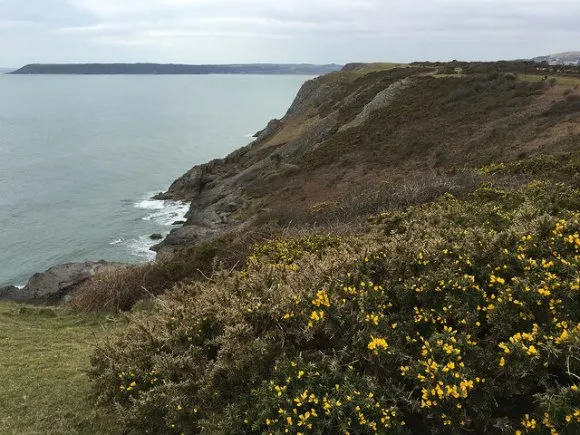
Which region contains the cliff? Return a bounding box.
[152,61,580,258]
[10,63,342,75]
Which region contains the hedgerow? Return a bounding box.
[90,180,580,434]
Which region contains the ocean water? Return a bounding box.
[0,74,311,286]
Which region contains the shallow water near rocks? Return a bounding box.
[0,74,312,286]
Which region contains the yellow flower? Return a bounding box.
[368,336,389,354]
[527,345,538,356]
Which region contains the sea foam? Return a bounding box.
[120,193,190,260]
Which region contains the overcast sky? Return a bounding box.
[0,0,578,67]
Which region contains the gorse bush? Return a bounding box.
[90,179,580,434]
[479,152,580,187]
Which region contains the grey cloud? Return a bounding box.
[0,0,578,67]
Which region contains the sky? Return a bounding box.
[0,0,578,67]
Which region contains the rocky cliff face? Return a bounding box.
[153,62,580,258]
[0,261,124,305]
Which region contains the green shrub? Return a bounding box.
[90,181,580,434]
[479,152,580,187]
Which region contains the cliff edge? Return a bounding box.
[153,61,580,258]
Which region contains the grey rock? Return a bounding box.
[150,233,163,240]
[152,226,213,250]
[0,285,26,302]
[172,220,186,225]
[253,119,283,143]
[20,261,124,305]
[224,202,239,213]
[339,78,411,131]
[285,77,342,117]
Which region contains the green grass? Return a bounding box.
[518,73,580,86]
[349,62,409,75]
[319,63,411,85]
[0,303,121,434]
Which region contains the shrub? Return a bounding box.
[70,231,269,312]
[479,152,580,188]
[89,178,580,434]
[262,172,481,227]
[544,94,580,117]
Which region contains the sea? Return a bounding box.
[0,73,312,287]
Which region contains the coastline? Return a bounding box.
[0,73,312,294]
[0,190,190,303]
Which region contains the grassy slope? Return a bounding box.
[0,303,120,434]
[233,67,580,225]
[519,73,580,86]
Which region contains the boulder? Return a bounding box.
[0,285,27,302]
[172,220,186,226]
[18,261,124,305]
[150,233,163,240]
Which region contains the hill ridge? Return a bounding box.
[10,63,343,75]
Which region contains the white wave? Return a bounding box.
[134,199,166,210]
[115,192,190,262]
[134,195,189,226]
[16,284,26,290]
[127,235,159,261]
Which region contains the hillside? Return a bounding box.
[534,52,580,66]
[9,63,342,75]
[151,60,580,259]
[72,61,580,434]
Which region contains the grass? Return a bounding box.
[0,302,120,434]
[348,62,409,75]
[518,73,580,87]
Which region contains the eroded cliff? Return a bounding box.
[153,62,580,257]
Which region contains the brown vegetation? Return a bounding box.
[70,230,273,312]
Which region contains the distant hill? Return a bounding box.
[10,63,343,75]
[533,51,580,65]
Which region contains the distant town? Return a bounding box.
[534,51,580,66]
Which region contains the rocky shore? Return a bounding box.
[0,261,123,305]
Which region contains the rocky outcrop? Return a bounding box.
[0,261,124,305]
[285,77,343,116]
[339,78,411,131]
[253,119,284,143]
[0,286,25,302]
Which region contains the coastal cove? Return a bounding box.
[0,74,313,287]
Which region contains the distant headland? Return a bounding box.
[9,63,343,75]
